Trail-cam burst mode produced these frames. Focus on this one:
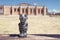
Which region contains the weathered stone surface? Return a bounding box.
[18,14,28,37]
[0,34,59,40]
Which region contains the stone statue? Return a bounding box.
[18,14,28,37]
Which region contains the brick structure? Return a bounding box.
[0,3,47,15]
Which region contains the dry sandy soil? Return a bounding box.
[0,15,60,34]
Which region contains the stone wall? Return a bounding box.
[4,6,11,15]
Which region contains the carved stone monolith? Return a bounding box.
[18,14,28,37]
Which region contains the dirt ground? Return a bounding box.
[0,15,60,34]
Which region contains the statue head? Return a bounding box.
[19,14,28,22]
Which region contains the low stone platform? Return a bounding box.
[0,34,60,40]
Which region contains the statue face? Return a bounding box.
[19,14,28,22]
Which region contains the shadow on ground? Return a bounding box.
[9,34,19,37]
[31,34,60,38]
[9,34,60,38]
